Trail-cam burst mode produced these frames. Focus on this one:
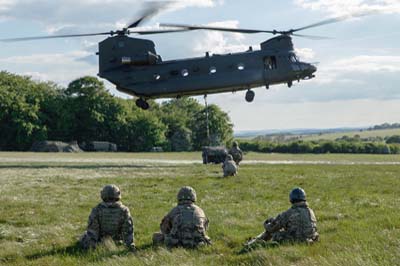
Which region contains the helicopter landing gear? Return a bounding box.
[136,98,150,110]
[245,89,255,103]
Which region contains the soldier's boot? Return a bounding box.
[152,232,165,246]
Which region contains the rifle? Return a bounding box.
[244,231,267,247]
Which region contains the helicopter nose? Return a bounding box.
[309,64,317,74]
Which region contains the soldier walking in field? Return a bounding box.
[79,185,135,251]
[229,141,243,165]
[222,154,238,177]
[153,186,211,248]
[245,188,319,248]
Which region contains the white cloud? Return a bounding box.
[329,55,400,72]
[315,55,400,84]
[193,20,251,55]
[295,0,400,16]
[295,48,315,60]
[0,51,97,85]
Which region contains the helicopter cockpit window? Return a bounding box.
[237,63,245,71]
[289,54,299,63]
[209,66,217,74]
[264,56,277,70]
[181,69,189,77]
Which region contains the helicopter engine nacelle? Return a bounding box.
[98,36,160,76]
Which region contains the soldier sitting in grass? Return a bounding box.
[79,185,135,251]
[245,188,319,249]
[153,186,211,248]
[222,154,238,177]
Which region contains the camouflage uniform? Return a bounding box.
[229,141,243,165]
[79,185,135,250]
[222,155,238,177]
[261,201,319,243]
[153,186,211,248]
[257,188,319,244]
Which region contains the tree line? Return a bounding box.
[239,139,400,154]
[0,72,234,152]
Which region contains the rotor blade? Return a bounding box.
[291,33,332,40]
[160,23,276,34]
[291,11,374,33]
[0,32,111,42]
[130,29,189,35]
[127,1,175,29]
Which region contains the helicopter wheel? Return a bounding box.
[245,90,255,103]
[136,98,150,110]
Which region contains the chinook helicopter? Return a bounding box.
[0,3,369,110]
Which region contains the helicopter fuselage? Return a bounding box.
[98,35,317,100]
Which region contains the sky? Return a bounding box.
[0,0,399,131]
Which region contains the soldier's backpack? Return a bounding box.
[168,205,206,248]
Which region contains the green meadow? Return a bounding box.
[0,152,399,266]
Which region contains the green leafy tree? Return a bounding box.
[0,72,54,150]
[119,111,167,152]
[159,98,202,151]
[63,76,126,143]
[191,104,234,150]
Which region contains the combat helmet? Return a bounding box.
[226,154,233,161]
[177,186,197,203]
[289,187,306,203]
[233,141,239,147]
[101,184,121,202]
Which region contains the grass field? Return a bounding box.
[0,152,399,266]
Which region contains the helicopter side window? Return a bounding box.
[237,63,245,71]
[264,56,277,70]
[181,69,189,77]
[209,66,217,74]
[154,74,161,80]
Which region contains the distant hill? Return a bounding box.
[235,123,400,142]
[234,127,366,139]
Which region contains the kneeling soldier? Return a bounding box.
[246,188,318,247]
[79,184,135,251]
[222,154,238,177]
[153,186,211,248]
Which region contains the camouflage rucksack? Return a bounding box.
[167,205,205,248]
[98,204,124,240]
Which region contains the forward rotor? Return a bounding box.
[0,1,185,42]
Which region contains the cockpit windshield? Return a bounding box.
[289,54,299,63]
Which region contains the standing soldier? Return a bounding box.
[222,154,238,177]
[229,141,243,165]
[245,188,318,248]
[153,186,211,248]
[79,185,135,251]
